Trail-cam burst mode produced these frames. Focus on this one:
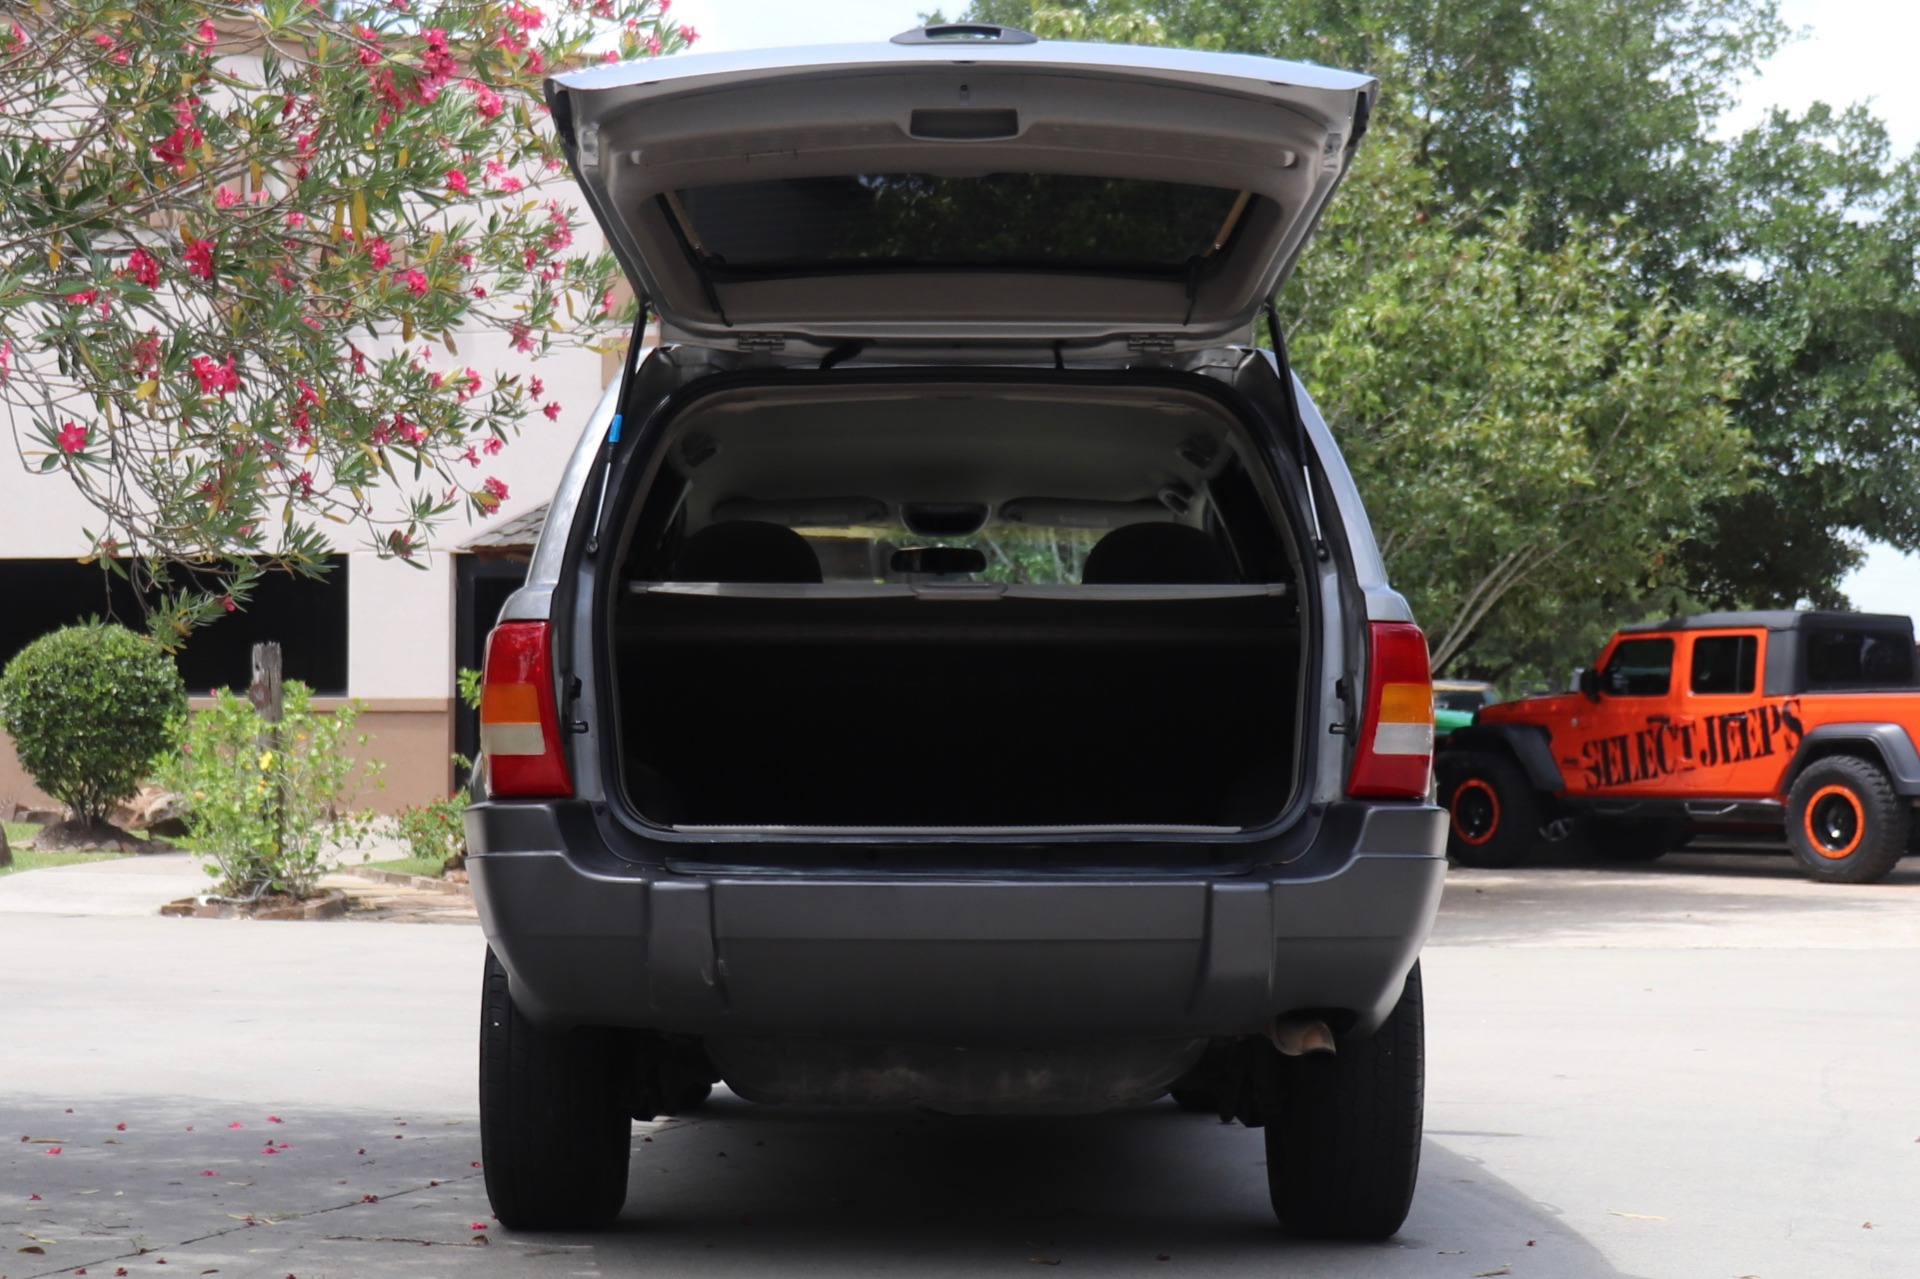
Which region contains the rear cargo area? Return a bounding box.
[603,378,1311,832]
[612,590,1299,828]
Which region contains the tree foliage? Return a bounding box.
[0,1,692,639]
[970,0,1920,678]
[1289,111,1748,673]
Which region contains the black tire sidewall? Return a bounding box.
[1786,756,1910,884]
[1443,753,1543,868]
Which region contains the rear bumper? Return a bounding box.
[466,803,1445,1046]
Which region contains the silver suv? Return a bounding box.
[468,24,1443,1241]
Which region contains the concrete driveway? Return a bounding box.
[2,842,1917,1278]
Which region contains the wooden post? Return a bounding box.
[248,642,284,724]
[249,643,286,879]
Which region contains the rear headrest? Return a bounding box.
[1081,523,1237,586]
[671,521,822,584]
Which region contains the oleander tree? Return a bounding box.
[0,1,693,640]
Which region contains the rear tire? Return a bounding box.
[1442,753,1543,868]
[479,949,632,1230]
[1265,963,1424,1239]
[1169,1086,1218,1113]
[1786,756,1911,884]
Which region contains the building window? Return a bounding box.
[0,558,349,696]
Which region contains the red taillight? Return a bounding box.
[479,621,573,799]
[1346,621,1434,800]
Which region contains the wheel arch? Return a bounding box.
[1442,724,1565,794]
[1779,724,1920,799]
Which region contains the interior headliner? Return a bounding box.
[659,382,1245,536]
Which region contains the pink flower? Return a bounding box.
[228,1121,244,1129]
[197,17,217,48]
[366,236,392,268]
[470,1222,489,1230]
[286,210,306,228]
[542,401,562,421]
[0,337,10,381]
[221,595,236,613]
[44,1146,62,1155]
[189,354,240,396]
[659,0,671,14]
[199,1169,218,1177]
[468,81,502,119]
[184,238,215,281]
[482,436,502,456]
[445,168,469,196]
[267,1116,283,1124]
[529,375,544,400]
[127,248,160,287]
[679,24,699,43]
[646,32,661,56]
[483,476,509,501]
[64,288,98,306]
[58,421,87,453]
[510,323,535,354]
[397,268,428,296]
[215,186,239,209]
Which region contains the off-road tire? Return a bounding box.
[1265,963,1424,1239]
[1593,816,1692,862]
[1442,753,1544,868]
[479,949,632,1230]
[1786,756,1911,884]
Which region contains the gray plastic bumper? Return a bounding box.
[466,804,1445,1046]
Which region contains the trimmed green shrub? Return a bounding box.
[0,622,186,824]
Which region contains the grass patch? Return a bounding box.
[4,822,38,848]
[0,847,132,877]
[364,854,448,878]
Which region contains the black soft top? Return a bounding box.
[1620,610,1914,636]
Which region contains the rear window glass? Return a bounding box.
[1690,634,1758,695]
[1603,638,1674,696]
[672,174,1247,276]
[1804,628,1919,689]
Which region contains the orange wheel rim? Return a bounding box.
[1803,785,1865,860]
[1451,778,1501,846]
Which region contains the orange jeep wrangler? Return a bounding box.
[1437,611,1920,882]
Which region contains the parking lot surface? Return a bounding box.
[3,841,1916,1278]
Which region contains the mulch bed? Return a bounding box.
[159,888,350,920]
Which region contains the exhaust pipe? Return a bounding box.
[1267,1014,1336,1058]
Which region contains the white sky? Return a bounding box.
[667,0,1920,627]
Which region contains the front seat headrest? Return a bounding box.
[671,520,823,584]
[1081,523,1237,586]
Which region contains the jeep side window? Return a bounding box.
[1602,638,1674,696]
[1690,634,1758,696]
[1804,629,1920,690]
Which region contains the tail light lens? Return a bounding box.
[1346,621,1434,800]
[479,621,573,799]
